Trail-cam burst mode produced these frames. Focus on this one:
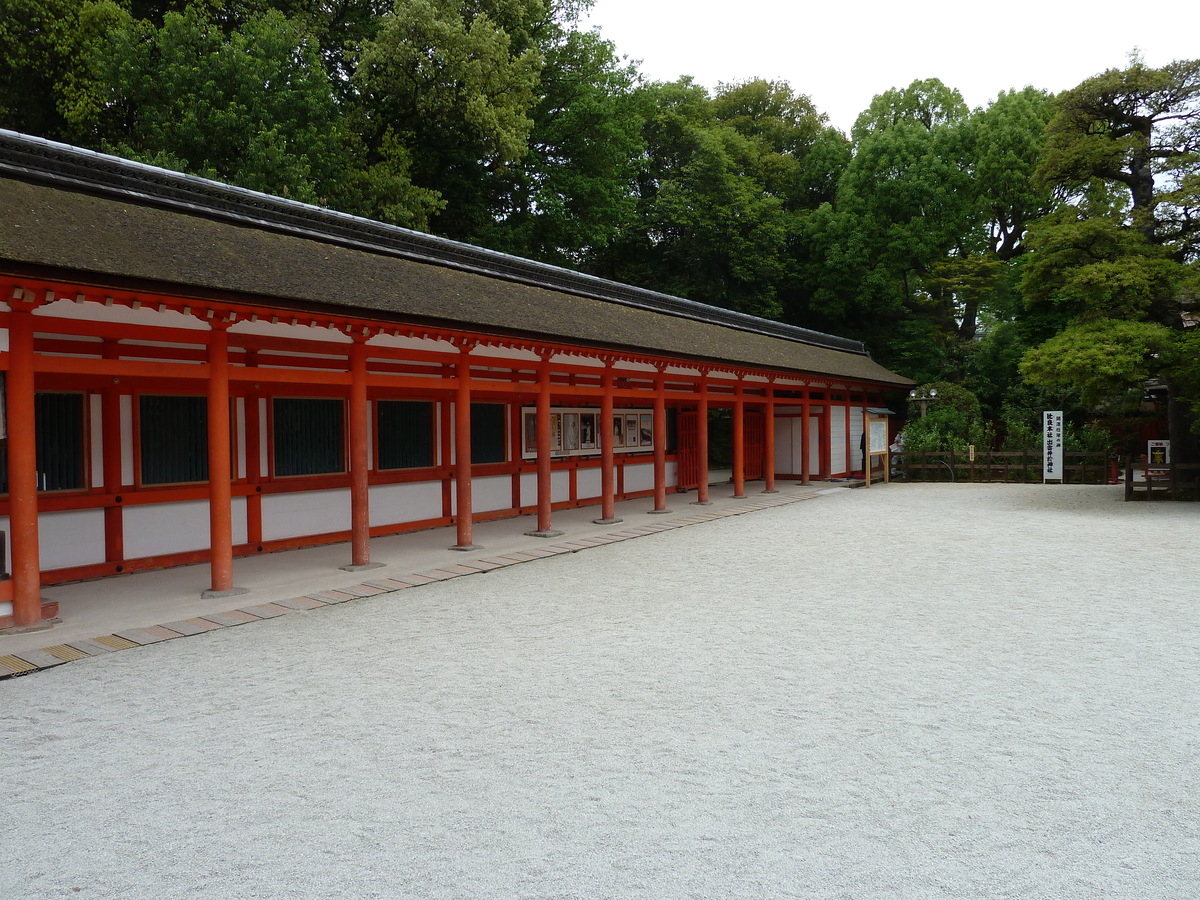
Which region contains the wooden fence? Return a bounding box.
[894,450,1113,485]
[1124,460,1200,501]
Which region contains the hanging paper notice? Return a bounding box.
[1043,410,1063,481]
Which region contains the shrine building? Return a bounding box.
[0,130,912,631]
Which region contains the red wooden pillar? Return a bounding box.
[694,373,711,505]
[243,352,263,550]
[801,387,811,484]
[452,343,480,549]
[4,301,55,629]
[594,361,622,524]
[763,381,778,493]
[528,353,562,537]
[101,340,125,567]
[650,368,670,513]
[203,320,246,598]
[844,394,853,476]
[343,335,382,570]
[732,379,746,498]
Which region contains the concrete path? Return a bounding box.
[2,484,1198,899]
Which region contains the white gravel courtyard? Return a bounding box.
[2,483,1199,899]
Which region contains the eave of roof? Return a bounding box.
[0,130,913,388]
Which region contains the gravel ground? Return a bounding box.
[2,483,1199,899]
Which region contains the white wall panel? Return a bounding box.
[368,481,443,527]
[261,490,349,541]
[38,509,107,570]
[466,474,512,514]
[576,467,602,500]
[90,394,104,488]
[552,469,570,503]
[775,417,793,474]
[623,461,655,493]
[120,395,134,486]
[519,472,537,508]
[830,407,847,473]
[125,499,246,559]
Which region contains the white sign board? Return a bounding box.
[1043,410,1063,481]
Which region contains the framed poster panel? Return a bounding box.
[612,414,625,448]
[580,413,597,450]
[523,410,537,455]
[551,413,562,452]
[625,414,640,447]
[563,413,580,451]
[639,413,653,447]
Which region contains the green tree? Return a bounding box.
[1022,58,1200,451]
[473,27,647,266]
[353,0,546,239]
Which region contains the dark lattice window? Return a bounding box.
[273,398,344,477]
[377,400,434,470]
[140,395,208,485]
[470,403,507,464]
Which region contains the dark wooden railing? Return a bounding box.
[1124,459,1200,501]
[895,450,1112,485]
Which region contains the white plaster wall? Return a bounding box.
[775,418,794,474]
[576,467,602,500]
[37,509,107,571]
[261,490,348,541]
[850,410,866,472]
[623,461,655,493]
[125,498,247,559]
[454,474,511,514]
[809,417,821,474]
[368,481,443,528]
[519,472,538,508]
[90,394,104,489]
[120,395,134,486]
[553,469,570,503]
[830,407,847,473]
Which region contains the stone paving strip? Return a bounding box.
[0,488,822,679]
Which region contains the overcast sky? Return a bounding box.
[581,0,1200,133]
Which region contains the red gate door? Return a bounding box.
[677,411,699,490]
[745,411,765,480]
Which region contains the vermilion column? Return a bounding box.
[763,382,778,493]
[844,394,852,476]
[649,369,670,513]
[452,345,479,549]
[204,321,246,598]
[527,354,562,537]
[6,304,45,627]
[594,362,622,524]
[732,380,746,498]
[101,341,125,567]
[694,374,711,505]
[344,336,381,570]
[801,388,811,484]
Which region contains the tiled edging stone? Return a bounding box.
[0,488,824,679]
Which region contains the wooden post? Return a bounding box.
[732,379,745,498]
[101,340,124,567]
[694,373,711,505]
[594,361,622,524]
[203,320,246,598]
[343,335,381,570]
[528,353,562,536]
[863,408,871,488]
[650,368,670,513]
[452,344,479,549]
[763,382,778,493]
[5,303,48,627]
[800,387,811,485]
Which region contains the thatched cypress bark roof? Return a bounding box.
[0,131,911,387]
